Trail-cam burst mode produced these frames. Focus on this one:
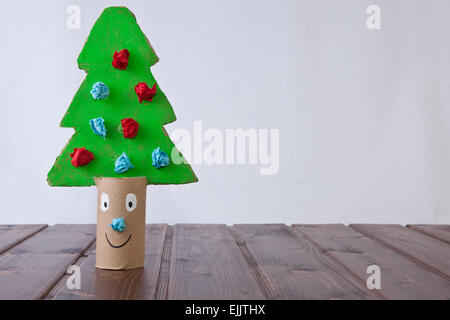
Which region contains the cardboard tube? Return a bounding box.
[94,177,147,270]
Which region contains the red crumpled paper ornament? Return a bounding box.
[112,49,130,69]
[135,82,157,103]
[121,118,139,138]
[70,147,95,167]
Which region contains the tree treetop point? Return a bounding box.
[77,6,159,71]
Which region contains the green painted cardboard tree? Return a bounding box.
[48,6,197,186]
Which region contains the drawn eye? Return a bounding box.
[101,193,110,212]
[125,193,137,212]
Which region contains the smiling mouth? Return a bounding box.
[105,233,132,248]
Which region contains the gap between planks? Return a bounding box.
[290,225,386,300]
[228,226,276,299]
[21,224,448,300]
[154,225,174,300]
[350,224,450,282]
[46,224,168,300]
[0,224,96,300]
[407,225,450,245]
[43,241,96,300]
[0,225,48,256]
[41,237,96,299]
[167,224,265,299]
[229,224,376,300]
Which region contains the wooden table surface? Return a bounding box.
[0,224,449,300]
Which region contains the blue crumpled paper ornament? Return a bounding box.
[89,117,107,137]
[110,217,126,232]
[90,82,109,100]
[114,152,134,174]
[152,147,170,169]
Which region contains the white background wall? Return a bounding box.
[0,0,449,225]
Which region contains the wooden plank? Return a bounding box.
[44,244,92,299]
[294,224,450,299]
[48,224,168,300]
[154,225,173,300]
[8,224,96,254]
[168,224,265,300]
[0,225,47,254]
[351,224,450,281]
[407,225,450,245]
[0,224,95,299]
[231,224,373,300]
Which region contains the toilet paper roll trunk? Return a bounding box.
[94,176,147,270]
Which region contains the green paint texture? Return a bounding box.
[48,7,198,186]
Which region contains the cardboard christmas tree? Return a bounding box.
[48,7,197,270]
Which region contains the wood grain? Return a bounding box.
[231,224,373,300]
[1,224,449,300]
[407,225,450,245]
[0,225,47,254]
[351,224,450,281]
[154,225,173,300]
[294,224,450,299]
[168,224,265,299]
[7,224,96,254]
[0,224,95,299]
[48,224,168,300]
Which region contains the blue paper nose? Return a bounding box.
[110,217,126,232]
